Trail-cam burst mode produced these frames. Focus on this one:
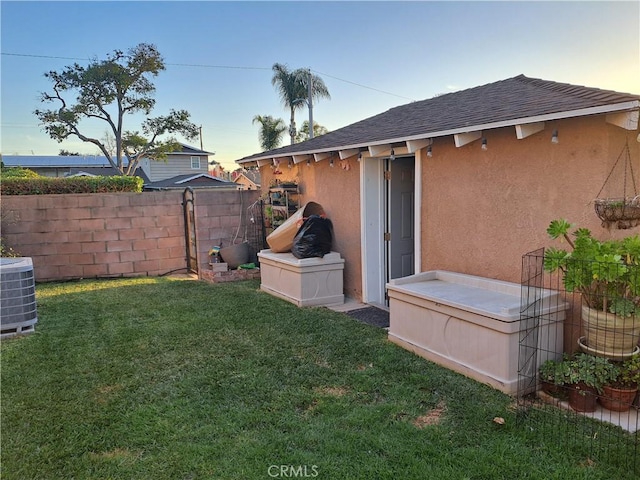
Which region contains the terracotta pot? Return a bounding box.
[541,380,562,397]
[600,384,638,412]
[568,383,599,412]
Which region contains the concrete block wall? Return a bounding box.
[1,189,260,282]
[194,189,261,270]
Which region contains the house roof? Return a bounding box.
[67,166,150,182]
[236,74,640,165]
[3,155,114,168]
[234,170,261,186]
[143,173,237,190]
[67,166,126,177]
[173,143,216,160]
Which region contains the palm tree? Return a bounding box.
[271,63,331,145]
[252,115,287,151]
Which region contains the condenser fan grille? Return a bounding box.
[1,258,38,338]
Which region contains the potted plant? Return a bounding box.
[544,219,640,359]
[595,197,640,230]
[539,359,558,395]
[593,141,640,230]
[539,358,568,398]
[559,353,618,412]
[600,356,640,412]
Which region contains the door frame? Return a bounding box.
[360,151,422,306]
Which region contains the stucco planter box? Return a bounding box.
[257,249,344,307]
[386,271,567,395]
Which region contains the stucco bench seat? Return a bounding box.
[258,249,345,307]
[386,271,567,395]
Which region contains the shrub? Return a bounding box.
[0,240,19,257]
[0,166,41,179]
[0,176,144,195]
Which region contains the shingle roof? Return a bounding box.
[237,74,639,164]
[67,166,125,176]
[67,166,150,182]
[235,170,261,186]
[173,143,216,157]
[143,173,236,190]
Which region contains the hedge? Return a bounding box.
[1,176,144,195]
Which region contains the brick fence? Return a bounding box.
[1,189,261,282]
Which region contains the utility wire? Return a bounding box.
[2,52,87,61]
[2,52,412,101]
[312,69,416,102]
[167,62,269,71]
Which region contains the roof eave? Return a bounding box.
[237,100,640,165]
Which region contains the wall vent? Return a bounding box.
[1,257,38,338]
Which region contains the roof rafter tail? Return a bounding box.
[515,122,545,139]
[292,154,312,164]
[313,152,332,162]
[606,110,639,131]
[339,149,359,160]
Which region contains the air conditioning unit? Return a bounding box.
[1,257,38,338]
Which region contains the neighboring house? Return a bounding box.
[236,74,640,306]
[139,143,240,190]
[2,155,120,177]
[233,170,261,190]
[138,143,215,183]
[3,143,234,190]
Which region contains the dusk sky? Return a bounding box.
[1,1,639,171]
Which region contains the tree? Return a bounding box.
[34,43,200,176]
[99,130,117,157]
[271,63,330,145]
[295,121,329,143]
[58,149,80,156]
[252,115,287,151]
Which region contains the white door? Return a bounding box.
[361,155,415,306]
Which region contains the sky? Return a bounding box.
[1,1,639,172]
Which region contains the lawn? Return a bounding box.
[1,277,637,479]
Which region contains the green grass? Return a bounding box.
[1,277,637,479]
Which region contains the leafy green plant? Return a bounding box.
[558,353,618,394]
[539,355,571,386]
[539,359,557,383]
[619,356,640,387]
[0,240,19,257]
[0,166,40,179]
[0,207,20,257]
[544,219,640,315]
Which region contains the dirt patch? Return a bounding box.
[314,386,349,397]
[413,401,447,428]
[93,384,124,404]
[315,358,331,368]
[90,448,141,464]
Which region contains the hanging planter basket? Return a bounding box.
[594,196,640,229]
[594,140,640,230]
